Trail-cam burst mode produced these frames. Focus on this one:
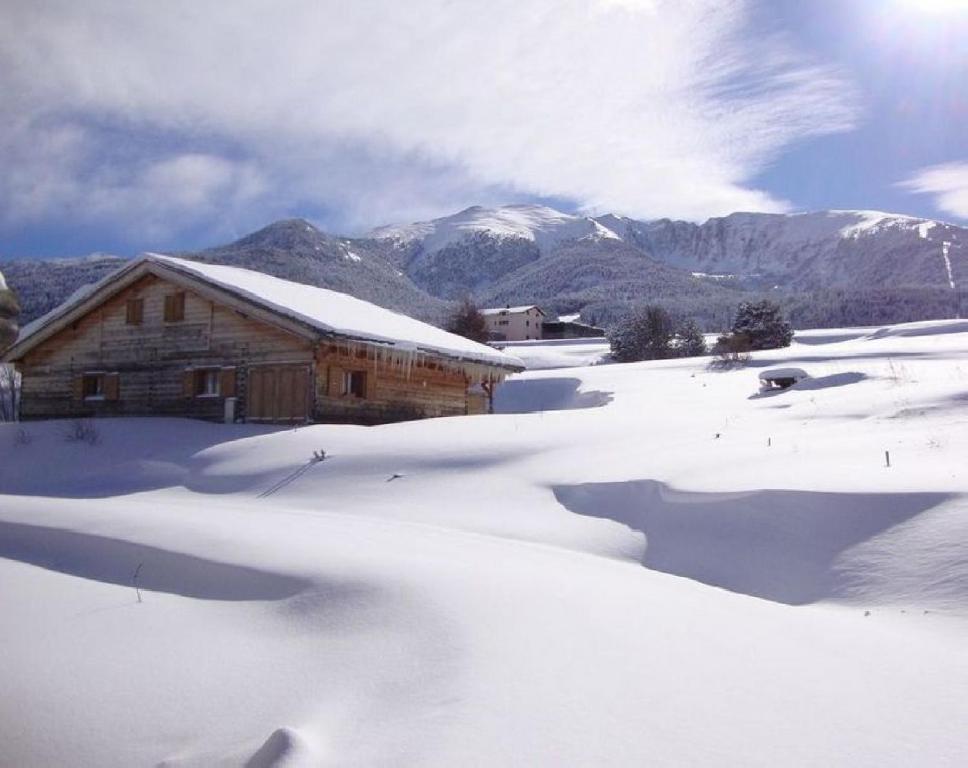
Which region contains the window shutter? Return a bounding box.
[72,375,85,401]
[104,373,120,401]
[220,367,236,398]
[182,369,195,398]
[165,293,185,322]
[126,298,143,325]
[364,370,375,399]
[328,366,343,397]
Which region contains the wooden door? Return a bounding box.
[246,364,310,422]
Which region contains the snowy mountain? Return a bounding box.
[3,206,965,330]
[182,218,446,322]
[0,254,127,326]
[474,238,745,328]
[369,204,966,324]
[1,221,446,326]
[605,209,968,292]
[371,204,624,302]
[374,204,966,296]
[372,203,620,255]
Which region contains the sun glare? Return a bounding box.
[900,0,968,12]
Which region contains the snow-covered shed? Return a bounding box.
[2,254,523,423]
[758,367,809,392]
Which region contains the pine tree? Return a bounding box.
[674,318,707,357]
[445,297,489,343]
[731,300,793,350]
[608,305,676,362]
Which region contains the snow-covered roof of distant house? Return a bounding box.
[481,305,544,316]
[5,254,524,371]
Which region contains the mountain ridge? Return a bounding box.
[2,204,965,331]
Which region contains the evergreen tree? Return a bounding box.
[731,300,793,350]
[608,305,676,362]
[674,318,707,357]
[445,297,489,343]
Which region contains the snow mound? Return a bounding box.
[494,338,611,369]
[555,480,966,609]
[245,727,316,768]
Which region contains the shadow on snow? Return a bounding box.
[494,377,613,414]
[553,480,952,606]
[0,520,311,600]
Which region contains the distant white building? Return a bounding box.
[482,305,545,341]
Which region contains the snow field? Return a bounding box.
[1,319,967,766]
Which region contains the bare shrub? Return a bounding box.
[64,419,100,445]
[710,332,752,369]
[446,298,489,343]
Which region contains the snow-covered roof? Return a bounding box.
[6,254,524,371]
[481,305,543,316]
[758,368,809,381]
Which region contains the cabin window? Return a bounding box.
[343,370,367,398]
[164,292,185,322]
[126,298,144,325]
[194,369,220,397]
[82,374,105,400]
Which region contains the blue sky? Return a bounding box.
[1,0,966,259]
[754,0,968,215]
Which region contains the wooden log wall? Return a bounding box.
[18,274,313,420]
[313,341,473,423]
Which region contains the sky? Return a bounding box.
[0,0,966,259]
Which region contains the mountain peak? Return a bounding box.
[228,217,328,250]
[370,203,620,255]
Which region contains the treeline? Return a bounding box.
[581,287,966,333]
[783,287,967,328]
[607,300,793,362]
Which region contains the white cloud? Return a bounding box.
[898,162,968,220]
[0,0,858,240]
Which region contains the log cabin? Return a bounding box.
[2,254,524,423]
